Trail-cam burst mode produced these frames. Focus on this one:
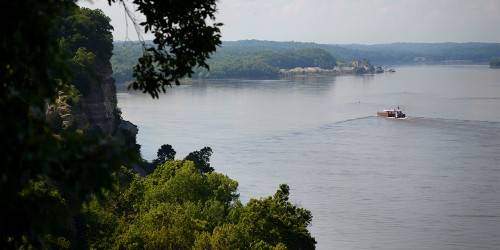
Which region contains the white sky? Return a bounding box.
[78,0,500,44]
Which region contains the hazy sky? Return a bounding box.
[78,0,500,44]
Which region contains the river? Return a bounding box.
[117,65,500,249]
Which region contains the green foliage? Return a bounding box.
[57,7,114,66]
[192,224,246,250]
[259,48,337,69]
[240,184,316,249]
[151,144,176,168]
[111,41,145,83]
[184,146,215,174]
[198,57,281,79]
[81,157,315,249]
[0,3,130,248]
[94,160,240,248]
[79,166,140,249]
[68,47,97,96]
[57,7,114,96]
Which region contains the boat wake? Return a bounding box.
[319,116,374,130]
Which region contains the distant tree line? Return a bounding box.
[113,43,338,81]
[111,41,144,83]
[222,40,500,65]
[112,40,500,82]
[194,48,337,79]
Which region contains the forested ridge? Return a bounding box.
[112,42,339,81]
[194,47,338,79]
[221,40,500,64]
[112,40,500,83]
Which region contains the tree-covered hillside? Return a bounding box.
[194,47,337,79]
[111,41,144,83]
[223,40,500,65]
[112,41,338,81]
[113,40,500,83]
[339,42,500,64]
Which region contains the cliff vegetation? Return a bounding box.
[1,2,316,249]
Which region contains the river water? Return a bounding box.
[117,65,500,249]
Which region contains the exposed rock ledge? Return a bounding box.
[119,120,138,137]
[50,64,138,139]
[83,65,119,136]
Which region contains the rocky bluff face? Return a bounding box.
[84,65,117,136]
[48,63,137,139]
[87,65,138,138]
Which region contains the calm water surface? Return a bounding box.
[117,65,500,249]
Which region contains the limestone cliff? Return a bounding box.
[47,64,137,139]
[84,65,118,136]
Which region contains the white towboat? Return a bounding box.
[376,109,406,118]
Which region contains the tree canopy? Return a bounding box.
[81,155,316,249]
